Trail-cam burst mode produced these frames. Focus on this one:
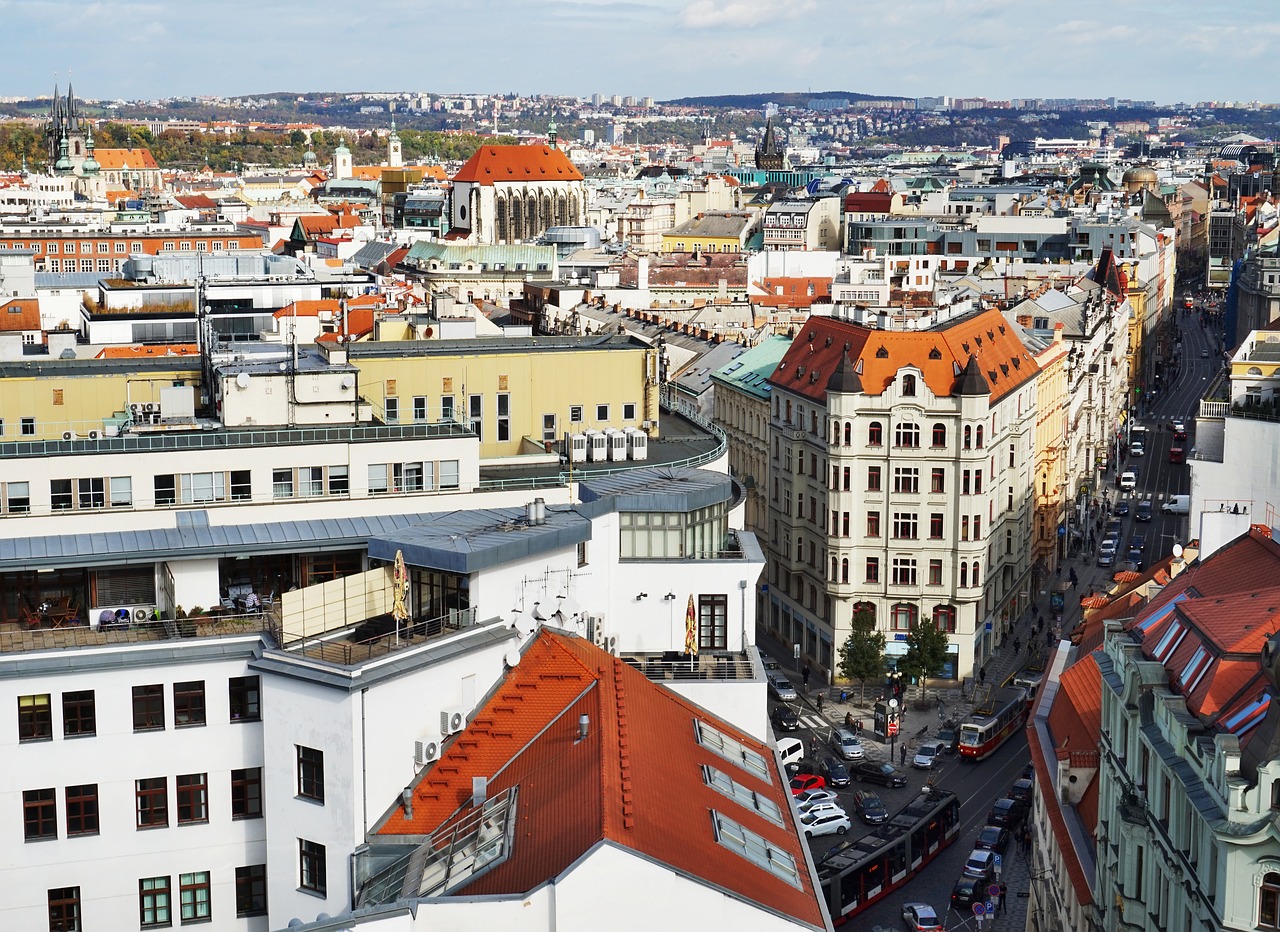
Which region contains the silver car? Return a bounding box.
[912,740,945,769]
[767,672,798,701]
[830,727,865,760]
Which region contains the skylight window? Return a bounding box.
[711,810,800,888]
[1179,646,1211,694]
[1224,695,1270,737]
[1137,592,1188,633]
[1153,620,1186,663]
[696,720,770,782]
[704,766,782,824]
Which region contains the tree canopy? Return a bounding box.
[837,603,886,702]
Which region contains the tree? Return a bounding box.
[900,616,950,700]
[837,603,886,704]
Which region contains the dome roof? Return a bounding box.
[1122,163,1158,186]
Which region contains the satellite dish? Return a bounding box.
[1172,543,1184,558]
[340,374,355,390]
[504,649,521,668]
[235,371,250,389]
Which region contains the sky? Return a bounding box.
[2,0,1276,105]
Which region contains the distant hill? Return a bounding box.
[660,91,909,109]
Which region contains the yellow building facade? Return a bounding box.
[348,336,662,459]
[1031,327,1070,576]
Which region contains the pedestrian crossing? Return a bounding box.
[798,714,826,730]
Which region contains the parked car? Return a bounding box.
[830,727,865,760]
[1010,777,1035,803]
[850,761,908,787]
[767,672,798,701]
[913,740,946,769]
[1135,500,1154,522]
[799,807,851,837]
[987,796,1027,828]
[789,773,826,796]
[951,876,984,910]
[1105,517,1123,536]
[963,848,996,881]
[770,705,800,731]
[1097,546,1116,568]
[975,824,1011,855]
[1114,499,1130,516]
[820,757,851,788]
[794,788,840,811]
[853,790,888,824]
[902,902,944,931]
[935,721,959,754]
[762,656,782,672]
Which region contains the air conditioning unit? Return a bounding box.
[440,707,467,736]
[62,430,77,441]
[86,429,101,440]
[414,738,441,765]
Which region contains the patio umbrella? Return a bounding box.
[684,594,698,657]
[392,550,409,638]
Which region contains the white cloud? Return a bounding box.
[680,0,816,29]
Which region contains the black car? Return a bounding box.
[1114,500,1130,516]
[850,761,908,787]
[1010,777,1034,804]
[853,790,888,824]
[951,876,984,910]
[1136,501,1153,522]
[821,757,851,788]
[1129,533,1146,552]
[987,796,1027,829]
[975,824,1010,855]
[935,720,959,754]
[770,705,800,731]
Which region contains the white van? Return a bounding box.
[1119,470,1137,491]
[777,737,805,772]
[1162,494,1190,515]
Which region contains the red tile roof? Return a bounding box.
[0,298,40,332]
[452,145,585,185]
[375,630,824,926]
[843,192,893,214]
[273,299,340,319]
[174,194,217,210]
[769,308,1038,404]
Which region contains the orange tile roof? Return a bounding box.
[95,343,198,358]
[770,307,1038,404]
[453,145,585,185]
[93,147,160,170]
[273,299,341,319]
[374,630,824,925]
[175,194,217,210]
[0,298,41,332]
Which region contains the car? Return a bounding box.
[951,876,983,910]
[975,824,1011,855]
[1174,429,1188,442]
[1010,777,1035,803]
[1135,500,1153,522]
[820,757,852,787]
[770,705,800,731]
[853,790,888,824]
[1130,441,1145,457]
[800,802,849,822]
[1114,499,1130,516]
[1201,348,1209,358]
[794,788,841,811]
[789,773,826,796]
[935,721,959,754]
[902,902,944,931]
[762,656,782,672]
[1105,517,1123,535]
[1171,419,1186,432]
[1168,446,1185,464]
[850,761,908,787]
[799,807,851,837]
[963,848,996,880]
[767,672,798,701]
[913,740,946,769]
[1100,537,1119,555]
[1119,470,1137,491]
[1129,533,1146,551]
[830,727,865,760]
[987,796,1027,829]
[1125,548,1144,569]
[1097,548,1115,568]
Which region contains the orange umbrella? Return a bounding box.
[684,595,698,656]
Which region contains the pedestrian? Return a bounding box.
[856,718,863,736]
[802,663,810,691]
[961,676,968,699]
[1013,637,1021,655]
[845,711,854,729]
[817,691,824,712]
[979,666,987,686]
[899,743,907,766]
[999,882,1007,913]
[810,735,818,757]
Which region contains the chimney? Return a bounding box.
[578,713,590,741]
[526,501,537,524]
[534,497,546,524]
[401,787,413,820]
[471,776,488,808]
[637,256,649,291]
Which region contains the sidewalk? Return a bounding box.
[757,553,1113,760]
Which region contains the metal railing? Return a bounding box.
[1,611,272,653]
[622,650,756,681]
[275,607,478,666]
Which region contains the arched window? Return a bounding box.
[831,556,839,581]
[841,558,850,584]
[868,421,883,446]
[932,423,947,447]
[852,601,876,625]
[832,421,840,444]
[902,373,917,396]
[934,605,956,633]
[963,425,972,449]
[976,425,985,448]
[960,563,968,587]
[891,603,917,631]
[894,422,920,448]
[972,562,981,586]
[1260,872,1280,929]
[843,422,852,445]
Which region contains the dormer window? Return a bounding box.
[902,374,916,396]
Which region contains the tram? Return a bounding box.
[957,686,1029,761]
[817,788,961,925]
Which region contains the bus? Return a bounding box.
[817,788,961,925]
[957,686,1029,761]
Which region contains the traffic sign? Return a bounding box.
[986,900,997,914]
[988,884,1001,898]
[887,721,899,736]
[993,854,1002,868]
[973,903,986,917]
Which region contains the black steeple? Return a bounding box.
[953,354,991,396]
[826,350,863,394]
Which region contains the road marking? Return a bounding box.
[799,714,826,729]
